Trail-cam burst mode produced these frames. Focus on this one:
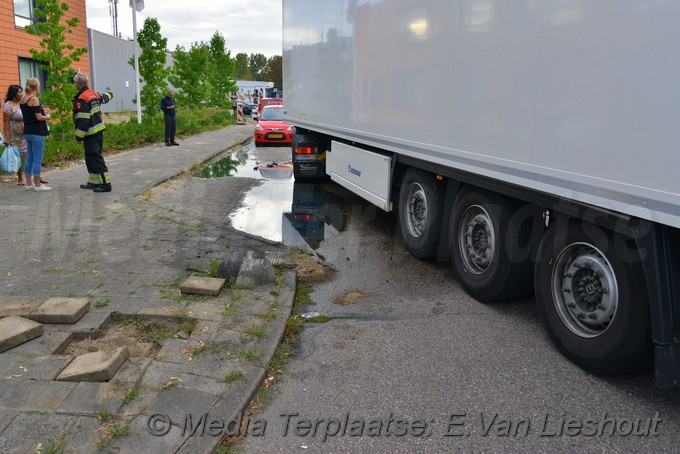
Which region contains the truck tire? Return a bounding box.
[398,169,443,260]
[449,188,536,302]
[534,220,653,375]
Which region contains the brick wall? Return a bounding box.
[0,0,89,100]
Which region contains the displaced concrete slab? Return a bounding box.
[236,251,276,287]
[29,297,90,324]
[56,347,129,382]
[180,276,226,296]
[0,316,44,353]
[0,299,43,318]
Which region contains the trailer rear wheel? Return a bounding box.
[534,220,653,375]
[449,188,535,301]
[398,169,443,259]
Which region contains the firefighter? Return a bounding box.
[73,72,113,192]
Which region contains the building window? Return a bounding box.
[18,58,48,92]
[14,0,44,28]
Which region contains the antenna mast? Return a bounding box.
[108,0,119,37]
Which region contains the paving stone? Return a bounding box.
[176,372,229,395]
[0,316,44,353]
[110,414,189,454]
[6,380,78,412]
[0,409,18,437]
[29,297,90,324]
[181,301,226,322]
[62,416,103,454]
[155,339,203,365]
[0,354,73,381]
[57,347,129,382]
[185,353,244,381]
[187,320,222,343]
[0,413,77,454]
[42,311,111,338]
[57,382,124,416]
[110,357,152,388]
[180,276,226,296]
[207,328,249,349]
[0,300,43,318]
[120,386,161,419]
[139,360,188,390]
[7,330,72,357]
[146,386,219,430]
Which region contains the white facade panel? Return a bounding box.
[283,0,680,228]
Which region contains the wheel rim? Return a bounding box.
[405,183,428,238]
[551,242,619,338]
[458,205,495,275]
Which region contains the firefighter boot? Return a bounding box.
[93,173,112,193]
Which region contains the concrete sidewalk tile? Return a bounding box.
[155,339,203,365]
[43,311,111,337]
[119,387,161,418]
[110,414,190,454]
[184,352,242,380]
[147,386,219,429]
[29,297,90,324]
[180,276,226,296]
[0,300,43,318]
[0,316,43,353]
[177,372,229,395]
[57,382,124,416]
[0,409,18,437]
[11,380,78,412]
[179,301,224,322]
[186,320,222,343]
[0,354,73,381]
[57,346,129,382]
[0,413,78,454]
[139,360,188,390]
[110,358,152,389]
[62,416,103,454]
[8,330,72,357]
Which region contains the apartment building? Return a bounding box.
[0,0,89,96]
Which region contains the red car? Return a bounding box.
[254,105,294,146]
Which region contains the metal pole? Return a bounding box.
[132,0,142,124]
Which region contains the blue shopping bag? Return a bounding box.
[0,145,21,173]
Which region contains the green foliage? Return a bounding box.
[24,0,88,140]
[249,53,268,81]
[42,107,235,165]
[169,42,212,107]
[233,53,252,80]
[129,18,169,117]
[266,55,283,90]
[208,32,237,108]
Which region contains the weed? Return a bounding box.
[304,315,333,324]
[94,297,110,308]
[123,387,139,404]
[40,433,68,454]
[152,329,173,344]
[98,408,113,422]
[220,303,235,317]
[230,292,242,302]
[295,283,313,305]
[222,370,243,383]
[64,292,76,298]
[93,281,107,289]
[141,244,152,251]
[244,326,266,338]
[234,349,258,361]
[94,215,107,221]
[205,259,221,278]
[180,319,197,336]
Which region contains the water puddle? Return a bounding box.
[197,143,344,249]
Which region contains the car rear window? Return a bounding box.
[260,108,283,121]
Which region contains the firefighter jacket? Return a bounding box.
[73,86,113,140]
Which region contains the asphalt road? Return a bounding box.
[237,148,680,453]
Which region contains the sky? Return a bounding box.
[85,0,283,57]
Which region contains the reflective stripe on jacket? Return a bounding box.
[73,87,113,139]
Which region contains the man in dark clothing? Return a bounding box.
[73,72,113,193]
[160,90,179,146]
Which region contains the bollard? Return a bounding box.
[237,102,244,124]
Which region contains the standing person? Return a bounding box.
[160,90,179,146]
[20,77,51,191]
[73,72,113,192]
[3,84,28,185]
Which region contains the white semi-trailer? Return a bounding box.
[284,0,680,387]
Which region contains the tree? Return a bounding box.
[207,32,237,108]
[129,18,169,117]
[249,53,268,81]
[233,53,252,80]
[25,0,88,139]
[265,55,283,90]
[169,42,212,107]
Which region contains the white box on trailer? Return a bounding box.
[283,0,680,228]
